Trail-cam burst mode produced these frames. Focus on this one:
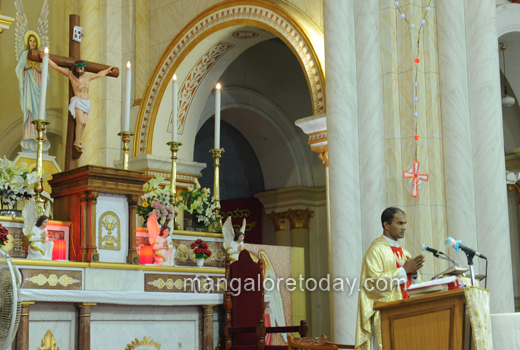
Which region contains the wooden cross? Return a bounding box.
[28,15,119,170]
[403,161,429,197]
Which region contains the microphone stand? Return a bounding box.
[464,252,476,286]
[436,252,462,267]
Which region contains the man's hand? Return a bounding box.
[402,254,425,274]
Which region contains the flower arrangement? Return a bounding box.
[0,157,38,209]
[191,239,212,260]
[137,176,175,227]
[0,224,9,248]
[176,179,217,227]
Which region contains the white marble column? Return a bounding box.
[324,0,361,344]
[354,0,387,252]
[437,1,479,270]
[465,0,514,313]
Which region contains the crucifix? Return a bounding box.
[28,15,119,170]
[403,160,429,197]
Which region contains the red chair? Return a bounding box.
[223,250,308,350]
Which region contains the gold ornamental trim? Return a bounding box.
[286,208,314,229]
[26,273,80,288]
[38,330,59,350]
[126,336,161,350]
[98,211,121,250]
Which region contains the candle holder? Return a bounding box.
[167,141,182,231]
[208,148,224,233]
[117,131,134,170]
[32,119,49,217]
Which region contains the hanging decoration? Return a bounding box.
[394,0,432,197]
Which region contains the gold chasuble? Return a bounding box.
[355,236,422,350]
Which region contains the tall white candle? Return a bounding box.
[124,61,131,132]
[214,83,221,149]
[172,74,178,142]
[38,47,49,121]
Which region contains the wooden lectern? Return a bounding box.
[374,289,467,350]
[49,165,149,264]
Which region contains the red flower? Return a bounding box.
[195,248,202,254]
[191,243,197,249]
[195,239,202,243]
[202,242,208,249]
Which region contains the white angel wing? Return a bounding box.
[22,200,37,237]
[14,0,29,60]
[240,218,246,234]
[222,216,234,249]
[259,251,287,342]
[36,0,49,50]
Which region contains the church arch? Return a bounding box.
[134,0,325,158]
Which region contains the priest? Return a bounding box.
[355,207,425,350]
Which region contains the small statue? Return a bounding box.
[23,200,54,260]
[147,211,176,266]
[45,54,114,151]
[223,217,246,263]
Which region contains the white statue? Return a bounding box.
[147,211,176,266]
[14,0,51,152]
[223,217,246,263]
[23,201,54,260]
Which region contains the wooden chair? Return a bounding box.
[287,335,337,350]
[223,250,308,350]
[287,335,355,350]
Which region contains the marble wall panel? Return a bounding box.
[425,73,441,138]
[383,73,401,138]
[182,0,224,28]
[136,0,150,99]
[416,205,434,278]
[150,0,173,12]
[385,138,404,206]
[150,0,182,47]
[430,204,448,275]
[84,268,144,291]
[422,6,438,74]
[28,303,76,350]
[286,0,324,29]
[381,8,398,74]
[427,138,445,206]
[91,304,199,349]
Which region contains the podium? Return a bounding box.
[49,165,149,264]
[374,289,468,350]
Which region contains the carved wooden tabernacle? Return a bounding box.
[49,165,149,264]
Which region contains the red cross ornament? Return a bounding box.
[403,161,429,197]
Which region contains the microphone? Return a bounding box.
[420,244,440,257]
[445,237,487,259]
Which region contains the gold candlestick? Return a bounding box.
[167,141,182,230]
[208,149,224,233]
[32,119,49,217]
[117,131,134,170]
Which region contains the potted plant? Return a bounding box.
[0,157,38,216]
[137,176,175,228]
[177,179,217,231]
[191,239,211,267]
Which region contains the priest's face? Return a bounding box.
[386,213,406,240]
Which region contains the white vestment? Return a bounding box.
[226,240,244,262]
[26,226,54,260]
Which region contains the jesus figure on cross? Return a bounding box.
[43,52,114,151]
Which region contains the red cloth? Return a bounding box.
[390,246,412,299]
[221,198,262,244]
[231,250,264,345]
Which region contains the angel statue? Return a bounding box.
[147,211,176,266]
[14,0,51,152]
[22,201,53,260]
[223,217,246,263]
